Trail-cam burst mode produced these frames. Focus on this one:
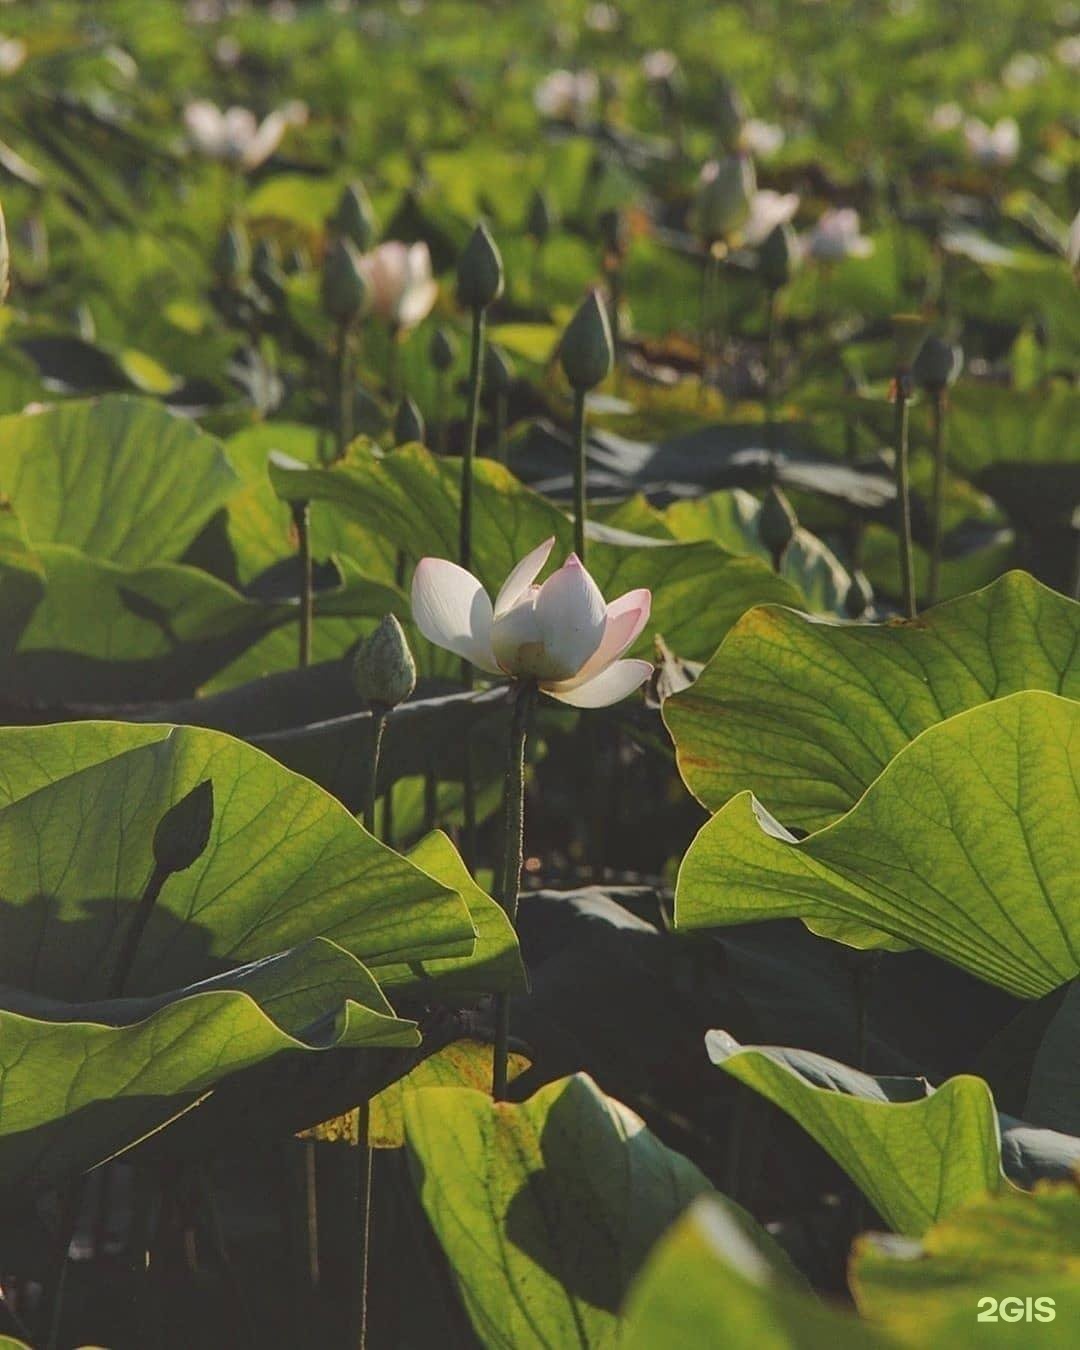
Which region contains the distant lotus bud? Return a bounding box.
[526,188,556,245]
[891,313,931,372]
[599,206,629,259]
[912,335,963,393]
[335,181,377,251]
[212,221,250,283]
[758,221,800,290]
[321,236,368,322]
[393,394,426,445]
[0,200,8,302]
[758,485,798,568]
[715,80,748,150]
[560,288,614,391]
[456,221,504,310]
[429,325,457,372]
[352,614,416,709]
[694,154,756,245]
[485,342,514,396]
[153,780,214,875]
[844,570,874,620]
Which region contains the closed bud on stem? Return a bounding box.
[456,221,504,310]
[526,188,556,245]
[321,236,368,322]
[213,221,250,283]
[394,393,426,445]
[844,570,874,620]
[0,199,8,302]
[153,780,214,875]
[335,181,377,251]
[912,334,963,393]
[694,154,756,246]
[429,325,457,372]
[352,614,416,709]
[484,342,514,396]
[758,485,798,568]
[560,288,614,391]
[891,313,930,373]
[758,221,800,290]
[715,79,748,151]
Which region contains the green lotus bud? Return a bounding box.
[429,325,457,372]
[456,221,504,310]
[560,288,614,391]
[599,206,628,259]
[0,200,8,303]
[352,614,416,709]
[526,188,556,245]
[891,313,931,372]
[485,342,514,396]
[844,570,874,620]
[393,394,426,445]
[694,154,756,246]
[212,221,250,283]
[912,335,963,393]
[715,79,748,150]
[153,780,214,875]
[321,236,368,322]
[335,181,377,252]
[758,222,800,290]
[758,485,798,568]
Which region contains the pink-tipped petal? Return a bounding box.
[534,554,606,680]
[410,558,499,673]
[552,588,651,690]
[495,537,556,615]
[544,659,653,708]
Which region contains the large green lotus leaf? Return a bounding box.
[851,1180,1080,1347]
[947,384,1080,476]
[267,443,801,661]
[665,572,1080,829]
[619,1196,887,1350]
[0,395,239,566]
[0,721,474,1000]
[675,693,1080,997]
[403,1073,712,1350]
[0,938,418,1194]
[1025,981,1080,1136]
[706,1033,1002,1236]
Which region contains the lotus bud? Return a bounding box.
[335,180,377,251]
[429,325,457,372]
[352,614,416,709]
[560,288,614,391]
[456,221,504,310]
[715,80,748,150]
[393,394,426,446]
[321,236,368,322]
[912,335,963,394]
[844,570,874,620]
[694,154,756,246]
[485,342,514,396]
[153,780,214,875]
[758,485,798,569]
[212,221,250,283]
[0,200,8,302]
[526,188,556,245]
[758,221,800,290]
[891,313,931,373]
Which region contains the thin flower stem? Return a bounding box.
[894,375,917,619]
[928,390,946,607]
[335,320,353,458]
[292,501,313,668]
[492,680,535,1101]
[107,864,169,998]
[423,769,438,833]
[363,709,387,835]
[764,288,780,420]
[436,370,449,455]
[459,307,486,573]
[494,390,508,465]
[571,387,588,563]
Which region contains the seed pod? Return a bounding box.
[844,570,874,620]
[212,221,250,283]
[694,154,756,246]
[393,394,426,446]
[352,614,417,709]
[758,485,798,568]
[912,335,963,393]
[485,342,514,396]
[321,236,368,322]
[335,181,377,252]
[758,221,800,290]
[153,780,214,875]
[526,188,556,245]
[456,221,504,310]
[429,325,457,372]
[560,288,614,391]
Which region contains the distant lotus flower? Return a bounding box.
[641,49,679,83]
[1067,208,1080,270]
[359,241,438,333]
[1056,35,1080,68]
[1002,52,1046,90]
[929,102,963,133]
[411,538,652,707]
[534,69,599,124]
[584,3,619,31]
[741,189,800,247]
[802,208,873,262]
[740,118,785,158]
[0,36,26,77]
[963,116,1020,168]
[183,99,306,171]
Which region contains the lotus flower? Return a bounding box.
[802,208,873,262]
[411,538,652,708]
[741,189,800,247]
[534,69,599,124]
[739,118,785,158]
[963,116,1020,168]
[359,241,438,333]
[183,99,306,171]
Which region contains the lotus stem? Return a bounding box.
[436,370,449,455]
[335,319,353,458]
[928,390,946,606]
[363,707,387,835]
[494,389,508,465]
[292,500,313,668]
[571,387,588,563]
[492,679,535,1100]
[107,863,169,999]
[460,306,485,573]
[764,288,780,420]
[893,373,917,619]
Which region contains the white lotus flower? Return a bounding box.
[963,116,1020,168]
[183,99,306,171]
[641,49,679,83]
[359,241,438,332]
[411,538,653,708]
[740,118,785,159]
[741,189,800,247]
[802,208,874,262]
[534,69,599,124]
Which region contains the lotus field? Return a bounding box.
[0,0,1078,1346]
